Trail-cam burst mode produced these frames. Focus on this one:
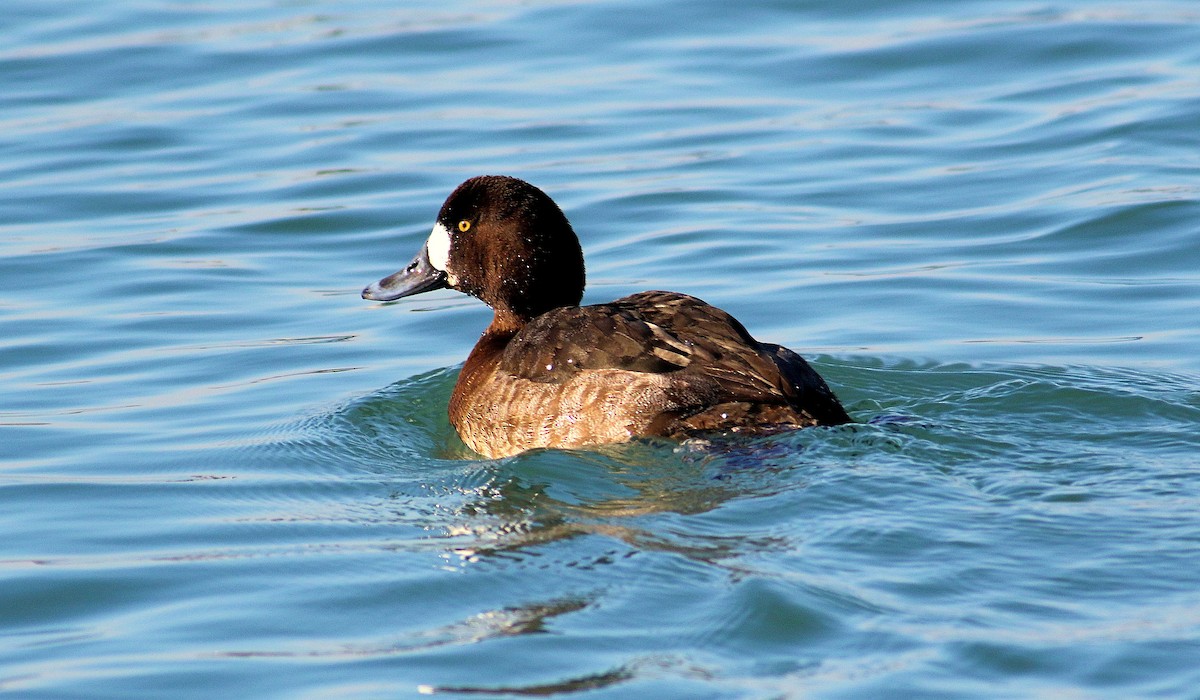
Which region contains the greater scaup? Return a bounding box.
[363,175,850,458]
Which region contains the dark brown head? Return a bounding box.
[362,176,586,330]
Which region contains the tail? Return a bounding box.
[762,343,852,425]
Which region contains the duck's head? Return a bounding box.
[363,175,585,331]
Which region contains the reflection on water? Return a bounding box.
[423,664,634,696]
[439,443,792,569]
[218,596,593,662]
[315,366,811,572]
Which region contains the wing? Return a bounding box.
[499,290,849,426]
[614,292,851,424]
[500,292,772,396]
[610,291,789,400]
[498,301,694,382]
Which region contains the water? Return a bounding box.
[3,0,1200,696]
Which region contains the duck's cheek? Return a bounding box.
[426,222,452,271]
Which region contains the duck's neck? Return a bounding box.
[485,307,528,337]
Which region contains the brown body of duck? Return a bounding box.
[363,176,850,459]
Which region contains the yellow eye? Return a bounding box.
[458,220,471,233]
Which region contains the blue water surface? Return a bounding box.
[3,0,1200,697]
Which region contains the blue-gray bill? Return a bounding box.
[361,244,448,302]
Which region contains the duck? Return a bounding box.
[363,175,850,458]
